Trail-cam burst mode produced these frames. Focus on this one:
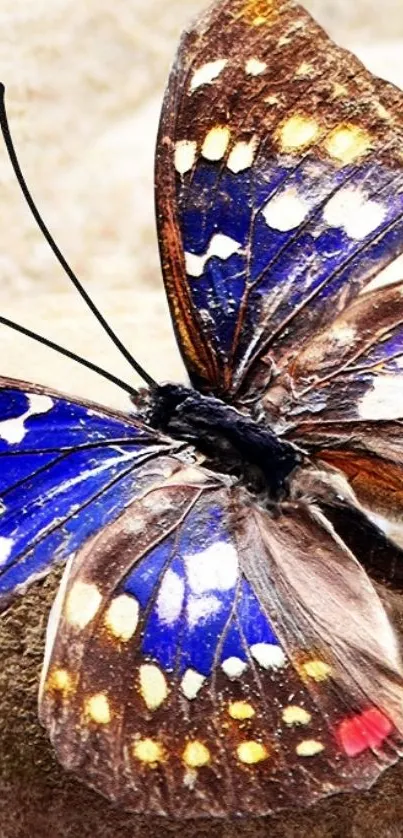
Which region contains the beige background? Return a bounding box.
[0,0,402,412]
[0,2,403,837]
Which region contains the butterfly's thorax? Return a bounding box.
[137,383,302,497]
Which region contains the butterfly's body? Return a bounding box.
[143,382,302,496]
[2,0,403,821]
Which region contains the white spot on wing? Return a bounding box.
[324,187,386,240]
[174,140,197,175]
[0,394,54,445]
[222,657,248,679]
[181,669,206,700]
[0,536,13,568]
[187,594,222,627]
[245,58,267,76]
[262,188,309,232]
[227,137,258,173]
[359,375,403,420]
[191,59,228,92]
[185,541,239,594]
[185,234,242,278]
[349,203,386,240]
[29,394,54,413]
[251,643,287,669]
[156,569,185,626]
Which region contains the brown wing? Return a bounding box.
[40,477,403,817]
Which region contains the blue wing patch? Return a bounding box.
[122,501,283,681]
[0,382,175,608]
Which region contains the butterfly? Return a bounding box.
[1,0,403,820]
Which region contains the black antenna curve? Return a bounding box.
[0,315,139,398]
[0,82,156,389]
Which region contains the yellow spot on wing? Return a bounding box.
[325,124,372,164]
[302,660,332,682]
[133,738,164,765]
[202,126,231,161]
[65,582,102,630]
[229,701,256,721]
[48,668,72,694]
[297,739,325,757]
[85,693,112,725]
[240,0,275,25]
[104,594,139,642]
[183,741,211,768]
[282,706,312,726]
[139,664,168,710]
[278,115,320,152]
[237,741,269,764]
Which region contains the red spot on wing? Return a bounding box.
[338,708,393,757]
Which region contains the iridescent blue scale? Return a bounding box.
[122,502,281,677]
[180,150,403,377]
[0,387,171,602]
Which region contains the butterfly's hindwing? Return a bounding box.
[39,480,403,817]
[287,280,403,425]
[270,281,403,553]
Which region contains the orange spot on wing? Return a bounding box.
[238,0,277,26]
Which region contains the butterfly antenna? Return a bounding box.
[0,83,156,389]
[0,315,140,398]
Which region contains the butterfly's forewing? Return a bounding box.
[156,0,403,397]
[0,378,179,611]
[40,479,403,817]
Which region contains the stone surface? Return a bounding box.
[0,2,403,837]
